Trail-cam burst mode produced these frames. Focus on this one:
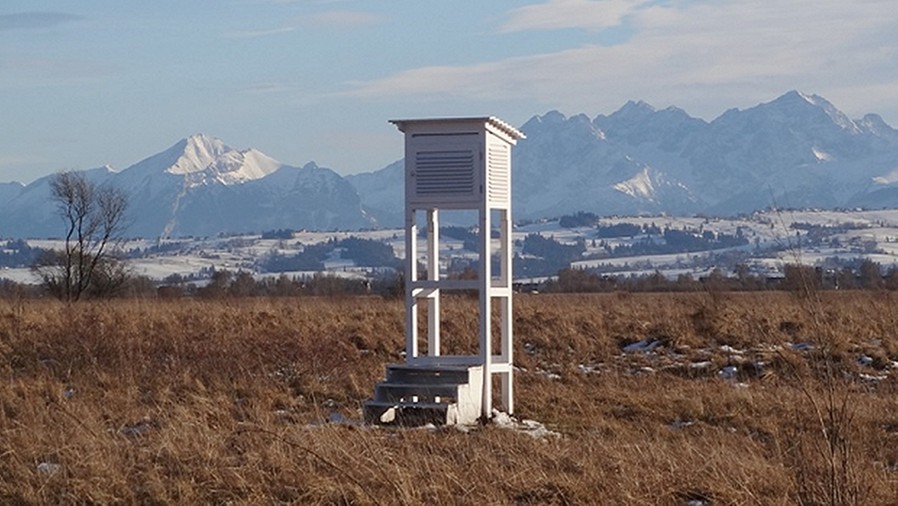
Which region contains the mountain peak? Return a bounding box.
[710,91,861,134]
[521,111,575,136]
[857,113,894,133]
[858,113,897,137]
[623,100,656,112]
[184,132,223,148]
[778,89,815,104]
[771,91,859,131]
[608,100,657,122]
[169,134,227,174]
[522,111,567,129]
[185,132,217,143]
[764,90,819,110]
[157,134,283,184]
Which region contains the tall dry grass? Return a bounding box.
[1,292,897,504]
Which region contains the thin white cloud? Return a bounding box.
[502,0,648,32]
[225,26,296,39]
[347,0,898,122]
[299,10,385,28]
[0,154,44,168]
[224,10,383,39]
[0,55,112,85]
[242,82,294,94]
[0,12,82,31]
[255,0,349,4]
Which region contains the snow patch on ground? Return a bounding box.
[489,410,561,439]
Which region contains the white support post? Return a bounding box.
[499,209,510,286]
[500,208,513,414]
[480,207,492,419]
[427,209,440,356]
[406,208,418,360]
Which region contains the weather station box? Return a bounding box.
[390,117,524,210]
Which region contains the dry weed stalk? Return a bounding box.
[772,207,872,506]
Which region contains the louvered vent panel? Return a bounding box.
[414,149,475,196]
[487,144,510,202]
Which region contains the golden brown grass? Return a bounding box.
[1,292,897,504]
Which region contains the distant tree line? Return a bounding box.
[260,228,294,240]
[559,211,599,228]
[0,239,48,268]
[541,259,898,294]
[595,222,647,238]
[6,258,898,299]
[127,241,188,258]
[0,272,158,299]
[155,269,403,299]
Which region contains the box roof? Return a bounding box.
[389,116,525,144]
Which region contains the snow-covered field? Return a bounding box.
[6,208,898,285]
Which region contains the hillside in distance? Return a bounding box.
[353,91,898,226]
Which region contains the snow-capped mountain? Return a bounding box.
[4,91,898,239]
[119,133,282,188]
[0,134,372,238]
[350,91,898,224]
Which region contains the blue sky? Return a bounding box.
[2,0,897,184]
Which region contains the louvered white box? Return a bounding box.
[390,117,524,209]
[384,116,524,421]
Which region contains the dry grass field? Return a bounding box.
[2,291,898,504]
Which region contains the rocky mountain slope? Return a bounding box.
[353,91,898,225]
[0,135,372,238]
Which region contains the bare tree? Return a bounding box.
[34,171,129,301]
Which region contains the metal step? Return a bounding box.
[384,363,472,384]
[363,400,455,426]
[374,382,460,403]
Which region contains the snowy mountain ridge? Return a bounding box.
[4,91,898,239]
[351,90,898,225]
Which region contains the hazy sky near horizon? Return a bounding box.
[2,0,897,184]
